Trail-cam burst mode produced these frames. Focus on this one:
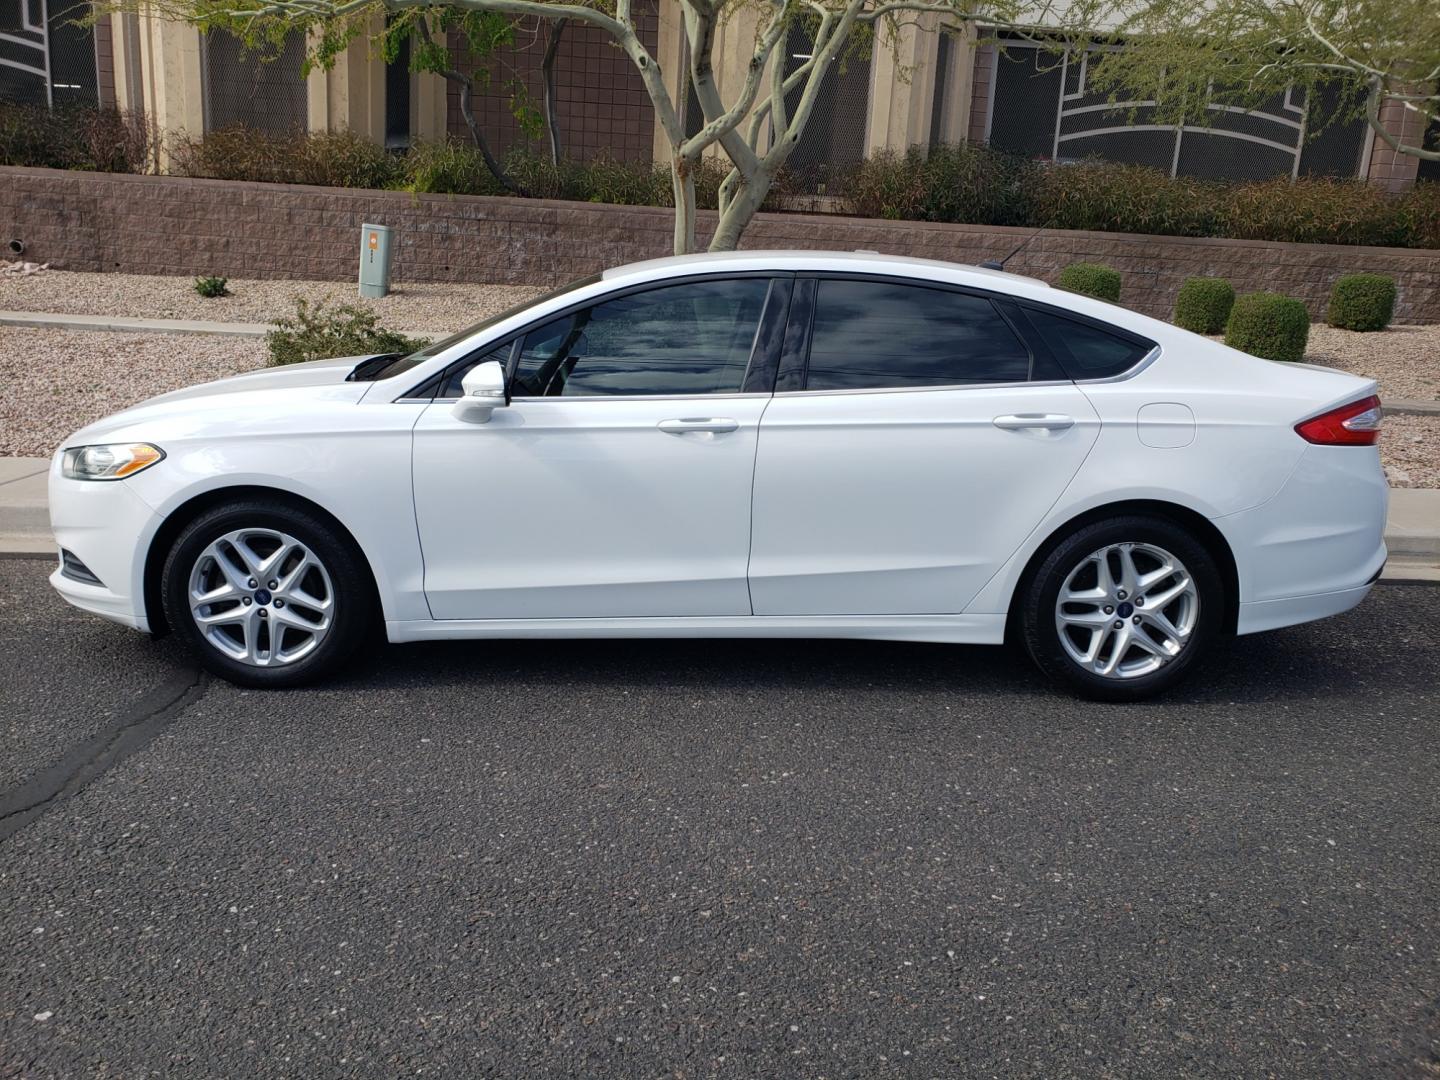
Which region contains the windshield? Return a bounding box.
[364,273,604,382]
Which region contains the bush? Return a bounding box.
[1224,292,1311,362]
[1173,277,1235,334]
[1057,262,1122,302]
[1031,161,1223,238]
[844,144,1036,227]
[171,127,402,189]
[266,299,429,367]
[1326,272,1397,331]
[0,103,149,173]
[194,275,229,298]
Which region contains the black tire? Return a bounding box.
[1018,515,1225,702]
[160,498,376,688]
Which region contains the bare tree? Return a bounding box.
[122,0,1067,252]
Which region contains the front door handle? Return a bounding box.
[657,418,740,434]
[993,413,1075,431]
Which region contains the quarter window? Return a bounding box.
[510,278,771,397]
[803,280,1032,391]
[1023,308,1152,379]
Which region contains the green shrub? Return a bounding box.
[843,144,1036,227]
[266,299,430,367]
[0,103,149,173]
[1032,161,1222,238]
[1326,272,1397,331]
[194,275,229,298]
[1173,277,1235,334]
[171,127,402,189]
[1224,292,1311,362]
[1057,262,1122,302]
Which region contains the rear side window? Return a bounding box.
[803,280,1032,391]
[1023,307,1153,380]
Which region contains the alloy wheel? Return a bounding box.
[187,527,335,667]
[1053,541,1199,680]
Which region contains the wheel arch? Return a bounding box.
[1005,499,1240,639]
[141,485,382,637]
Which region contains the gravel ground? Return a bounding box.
[1382,413,1440,488]
[0,271,541,335]
[0,328,266,457]
[1304,323,1440,401]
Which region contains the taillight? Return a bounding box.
[1294,394,1382,446]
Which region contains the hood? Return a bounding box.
[145,354,382,405]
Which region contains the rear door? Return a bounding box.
[747,276,1101,615]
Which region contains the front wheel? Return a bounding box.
[1018,516,1225,701]
[160,499,376,688]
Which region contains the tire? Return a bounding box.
[1018,515,1225,702]
[160,498,376,688]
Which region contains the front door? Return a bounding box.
[412,276,780,620]
[748,277,1101,615]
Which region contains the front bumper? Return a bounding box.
[47,459,163,632]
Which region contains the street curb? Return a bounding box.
[1384,399,1440,418]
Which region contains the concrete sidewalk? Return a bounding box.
[4,456,1436,579]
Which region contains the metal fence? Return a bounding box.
[979,36,1371,180]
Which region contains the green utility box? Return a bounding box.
[358,223,394,298]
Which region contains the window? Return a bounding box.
[1023,308,1153,380]
[510,278,771,397]
[802,280,1032,391]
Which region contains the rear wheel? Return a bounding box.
[1019,515,1225,701]
[160,499,375,688]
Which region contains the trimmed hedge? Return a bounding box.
[1326,273,1397,331]
[1173,277,1236,334]
[1225,292,1311,362]
[1057,262,1122,302]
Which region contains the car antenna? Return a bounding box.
[978,220,1053,271]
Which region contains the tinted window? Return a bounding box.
[511,278,771,397]
[1024,308,1152,379]
[804,281,1031,391]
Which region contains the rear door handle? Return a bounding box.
[657,418,740,434]
[993,413,1075,431]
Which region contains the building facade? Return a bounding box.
[2,0,1434,190]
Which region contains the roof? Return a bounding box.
[602,250,1050,290]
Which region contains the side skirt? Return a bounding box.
[386,613,1008,645]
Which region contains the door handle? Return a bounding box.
[993,413,1075,431]
[657,418,740,434]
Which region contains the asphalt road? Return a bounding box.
[1,557,1438,1079]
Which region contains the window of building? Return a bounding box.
[202,28,307,134]
[802,280,1032,391]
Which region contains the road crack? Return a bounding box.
[0,667,210,842]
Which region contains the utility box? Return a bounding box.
[358,223,394,298]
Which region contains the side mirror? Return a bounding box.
[453,360,508,424]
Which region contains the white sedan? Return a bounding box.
[48,252,1387,700]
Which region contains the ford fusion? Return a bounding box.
[48,252,1387,700]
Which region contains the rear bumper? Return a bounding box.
[1235,577,1377,636]
[1216,443,1387,635]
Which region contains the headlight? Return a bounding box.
[61,443,165,481]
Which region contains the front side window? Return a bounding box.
[803,280,1032,391]
[510,278,771,397]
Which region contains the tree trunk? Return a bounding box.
[707,171,772,252]
[670,157,698,255]
[542,18,568,165]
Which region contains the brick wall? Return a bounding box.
[1368,96,1425,193]
[4,165,1439,323]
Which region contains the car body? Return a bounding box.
[48,251,1388,698]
